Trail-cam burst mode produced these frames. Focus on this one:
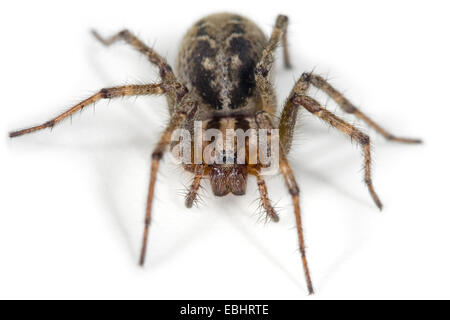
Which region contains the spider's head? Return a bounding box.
[209,164,248,197]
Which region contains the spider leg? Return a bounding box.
[279,152,314,294]
[92,29,187,105]
[255,15,289,113]
[139,97,197,266]
[280,16,292,69]
[282,79,383,209]
[185,165,205,208]
[255,111,313,294]
[9,84,165,138]
[303,73,422,143]
[252,170,279,222]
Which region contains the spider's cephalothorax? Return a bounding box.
[9,13,421,295]
[176,14,271,199]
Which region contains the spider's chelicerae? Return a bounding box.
[10,13,421,294]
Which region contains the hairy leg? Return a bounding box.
[185,165,205,208]
[256,173,280,222]
[255,15,289,112]
[283,85,383,210]
[303,73,421,143]
[249,169,279,222]
[139,97,197,266]
[279,152,314,294]
[255,111,314,294]
[280,17,292,69]
[9,84,165,138]
[92,29,187,105]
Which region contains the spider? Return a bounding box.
[9,13,421,295]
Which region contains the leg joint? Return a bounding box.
[289,185,300,196]
[152,150,164,160]
[341,100,357,113]
[300,72,312,83]
[299,247,306,257]
[275,15,289,29]
[351,128,370,146]
[159,63,173,78]
[255,65,269,78]
[100,88,116,99]
[386,134,396,140]
[45,120,56,128]
[119,29,130,37]
[175,84,188,101]
[359,134,370,146]
[291,94,321,113]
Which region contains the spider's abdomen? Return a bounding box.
[176,13,267,111]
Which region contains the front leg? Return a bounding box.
[255,111,314,294]
[184,165,205,209]
[140,97,198,265]
[9,84,165,138]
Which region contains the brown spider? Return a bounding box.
[9,13,421,295]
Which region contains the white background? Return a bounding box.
[1,0,449,299]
